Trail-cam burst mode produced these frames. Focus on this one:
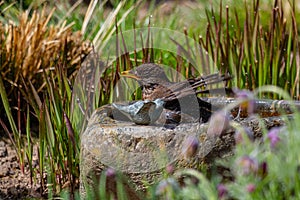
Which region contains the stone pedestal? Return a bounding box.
[79,100,288,198]
[80,105,237,198]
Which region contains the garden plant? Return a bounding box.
[1,0,300,199]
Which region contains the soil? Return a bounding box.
[0,134,43,200]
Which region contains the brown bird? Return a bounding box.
[121,63,230,127]
[112,99,164,125]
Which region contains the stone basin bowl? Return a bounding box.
[80,98,289,197]
[80,104,237,197]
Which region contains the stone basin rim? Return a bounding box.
[81,120,215,173]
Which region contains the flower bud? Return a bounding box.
[181,135,199,159]
[267,128,281,148]
[237,155,259,175]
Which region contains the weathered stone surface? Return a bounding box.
[80,104,237,198]
[80,100,290,198]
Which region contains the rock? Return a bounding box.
[0,147,7,157]
[80,102,289,198]
[0,141,5,147]
[80,105,237,198]
[0,165,9,178]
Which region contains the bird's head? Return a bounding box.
[121,63,170,84]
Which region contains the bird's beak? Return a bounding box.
[121,70,141,80]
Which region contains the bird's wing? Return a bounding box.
[162,73,231,101]
[136,101,155,115]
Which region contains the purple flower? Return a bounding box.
[181,135,199,159]
[217,184,228,198]
[237,155,259,175]
[166,164,174,174]
[258,161,268,178]
[267,128,281,148]
[155,178,179,196]
[207,111,230,138]
[235,89,255,116]
[246,183,256,193]
[105,168,116,178]
[234,130,243,144]
[234,127,254,144]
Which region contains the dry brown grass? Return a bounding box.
[0,8,92,94]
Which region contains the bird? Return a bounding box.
[121,63,230,127]
[112,98,165,125]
